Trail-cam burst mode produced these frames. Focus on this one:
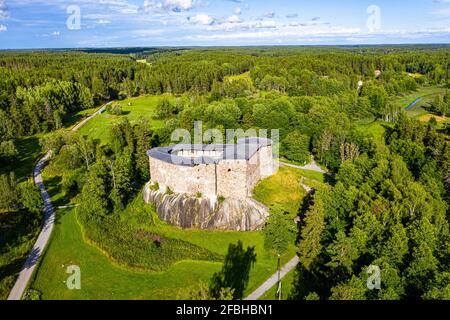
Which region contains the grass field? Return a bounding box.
[355,119,390,142]
[30,205,297,300]
[353,87,448,141]
[393,86,444,110]
[254,166,308,214]
[395,86,449,128]
[77,95,167,144]
[137,59,152,66]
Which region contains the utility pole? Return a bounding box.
[276,254,282,300]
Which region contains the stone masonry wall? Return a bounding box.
[258,145,275,178]
[149,157,217,198]
[245,149,261,197]
[216,160,249,199]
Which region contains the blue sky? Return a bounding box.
[0,0,450,48]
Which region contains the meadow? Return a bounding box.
[396,86,448,125]
[354,86,448,142]
[76,95,167,144]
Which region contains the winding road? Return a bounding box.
[7,104,109,300]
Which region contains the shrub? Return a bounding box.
[165,187,174,195]
[150,182,160,192]
[218,195,225,204]
[24,289,42,300]
[195,192,203,198]
[107,103,123,116]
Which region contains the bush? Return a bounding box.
[0,140,18,163]
[107,103,123,116]
[24,289,42,300]
[150,182,160,191]
[165,187,174,195]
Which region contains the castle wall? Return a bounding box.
[246,149,261,197]
[216,160,249,199]
[258,145,275,178]
[149,157,217,198]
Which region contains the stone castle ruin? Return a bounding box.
[144,138,276,231]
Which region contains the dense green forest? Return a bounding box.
[1,46,450,300]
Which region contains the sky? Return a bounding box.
[0,0,450,49]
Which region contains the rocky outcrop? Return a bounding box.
[144,187,269,231]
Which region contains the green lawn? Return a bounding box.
[355,119,390,142]
[30,206,296,300]
[77,95,167,144]
[253,166,308,214]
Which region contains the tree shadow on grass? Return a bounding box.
[210,240,257,300]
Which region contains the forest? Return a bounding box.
[1,45,450,300]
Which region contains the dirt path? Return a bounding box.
[280,157,327,174]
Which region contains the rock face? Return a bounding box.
[144,188,269,231]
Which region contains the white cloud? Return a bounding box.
[0,24,6,32]
[143,0,193,13]
[164,0,193,10]
[227,14,241,23]
[97,19,111,24]
[0,0,9,20]
[234,7,241,15]
[194,25,361,41]
[207,19,277,31]
[188,13,214,25]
